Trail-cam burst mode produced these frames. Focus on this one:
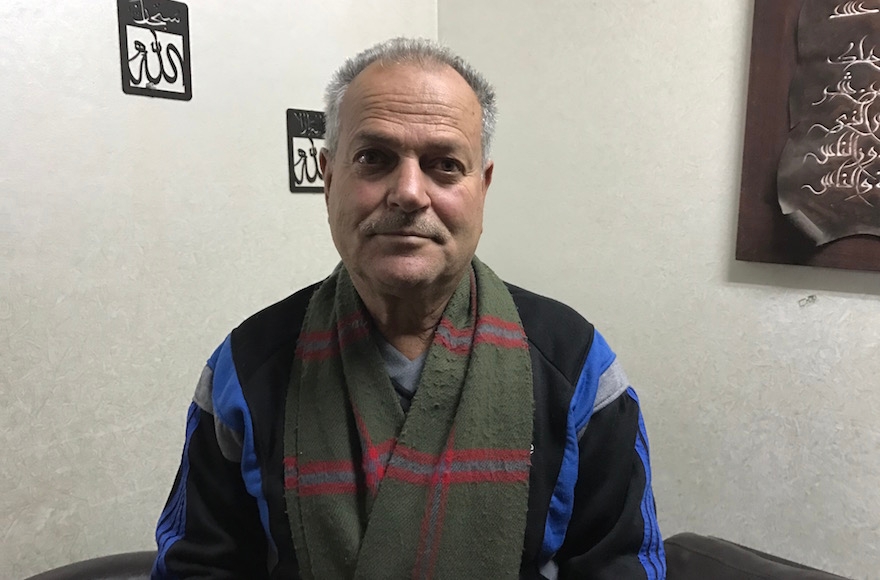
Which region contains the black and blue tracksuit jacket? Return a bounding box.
[153,282,666,579]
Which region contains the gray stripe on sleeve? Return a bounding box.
[593,359,631,413]
[578,359,631,440]
[191,364,244,463]
[539,560,559,580]
[192,365,214,414]
[215,421,244,463]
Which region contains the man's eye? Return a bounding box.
[436,158,462,173]
[355,150,385,165]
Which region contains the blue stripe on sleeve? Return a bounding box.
[153,402,200,579]
[209,335,276,558]
[627,387,667,580]
[540,331,617,562]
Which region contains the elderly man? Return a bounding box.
[153,38,665,580]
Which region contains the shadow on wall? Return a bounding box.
[727,259,880,298]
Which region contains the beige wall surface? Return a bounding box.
[440,1,879,579]
[0,1,436,576]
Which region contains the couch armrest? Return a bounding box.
[664,533,849,580]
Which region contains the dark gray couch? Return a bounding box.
[26,533,849,579]
[664,533,849,579]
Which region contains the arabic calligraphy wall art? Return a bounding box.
[287,109,325,194]
[737,0,880,272]
[116,0,192,101]
[780,1,880,242]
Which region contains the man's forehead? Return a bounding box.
[337,61,482,149]
[349,128,469,155]
[342,62,479,119]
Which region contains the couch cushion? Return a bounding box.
[24,551,156,580]
[665,533,849,580]
[25,536,850,580]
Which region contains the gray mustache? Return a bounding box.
[360,213,446,240]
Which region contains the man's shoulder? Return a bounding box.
[505,282,594,340]
[505,282,595,384]
[227,281,322,383]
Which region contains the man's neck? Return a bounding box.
[364,294,449,360]
[350,276,459,361]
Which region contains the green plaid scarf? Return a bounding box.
[283,257,534,579]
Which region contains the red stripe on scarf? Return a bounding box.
[392,444,439,465]
[352,405,398,495]
[476,315,523,332]
[437,317,472,338]
[452,448,531,461]
[286,448,531,493]
[434,315,528,355]
[299,459,355,474]
[433,333,470,356]
[474,332,529,350]
[475,315,529,350]
[287,459,359,496]
[299,482,358,497]
[394,444,530,464]
[433,318,472,354]
[296,311,370,361]
[387,445,531,486]
[284,456,360,495]
[438,314,524,336]
[413,432,456,580]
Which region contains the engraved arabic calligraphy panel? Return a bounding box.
[779,0,880,243]
[116,0,192,101]
[287,109,326,194]
[737,0,880,272]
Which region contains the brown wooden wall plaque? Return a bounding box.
[736,0,880,271]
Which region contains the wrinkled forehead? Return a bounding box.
[337,61,482,148]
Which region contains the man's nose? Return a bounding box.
[386,158,429,212]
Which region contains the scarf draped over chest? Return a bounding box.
[283,258,534,579]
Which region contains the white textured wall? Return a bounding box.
[0,1,436,576]
[440,1,879,579]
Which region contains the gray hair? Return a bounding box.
[323,37,497,165]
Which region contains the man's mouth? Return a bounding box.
[381,231,429,237]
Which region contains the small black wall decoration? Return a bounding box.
[117,0,192,101]
[287,109,326,194]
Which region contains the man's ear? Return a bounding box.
[481,160,494,196]
[320,148,333,207]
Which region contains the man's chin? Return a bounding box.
[376,267,439,290]
[360,258,445,293]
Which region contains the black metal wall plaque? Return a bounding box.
[287,109,326,194]
[117,0,192,101]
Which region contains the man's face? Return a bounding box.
[321,62,493,298]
